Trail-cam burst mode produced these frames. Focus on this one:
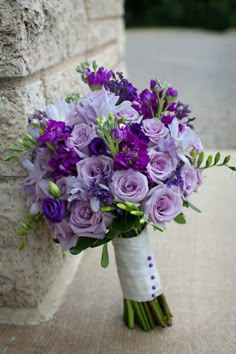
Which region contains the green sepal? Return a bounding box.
[183,200,201,213]
[197,151,204,167]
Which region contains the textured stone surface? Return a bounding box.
[86,0,124,19]
[0,177,66,307]
[0,0,87,77]
[0,80,46,176]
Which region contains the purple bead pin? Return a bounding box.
[147,256,152,261]
[148,263,153,268]
[151,275,155,280]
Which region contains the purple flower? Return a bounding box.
[138,89,158,119]
[37,120,72,147]
[147,150,178,182]
[56,176,77,200]
[166,87,178,98]
[69,200,112,238]
[76,156,113,187]
[113,126,149,172]
[87,66,113,89]
[105,71,138,103]
[175,101,191,120]
[49,147,80,180]
[88,137,108,156]
[42,197,66,223]
[181,166,199,199]
[48,219,78,250]
[141,119,169,145]
[142,186,182,225]
[161,114,175,125]
[130,123,149,143]
[66,123,96,155]
[115,107,140,123]
[45,99,75,123]
[110,169,149,203]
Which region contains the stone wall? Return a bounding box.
[0,0,125,311]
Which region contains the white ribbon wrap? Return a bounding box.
[112,228,163,302]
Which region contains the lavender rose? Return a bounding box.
[56,176,77,200]
[42,197,66,223]
[70,200,112,238]
[76,156,113,187]
[66,123,96,155]
[141,119,169,145]
[147,150,178,182]
[110,169,149,203]
[115,107,140,123]
[142,185,182,225]
[49,219,78,250]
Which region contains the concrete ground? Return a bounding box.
[1,30,236,354]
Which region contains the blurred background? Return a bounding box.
[124,0,236,148]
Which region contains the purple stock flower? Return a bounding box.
[49,147,80,180]
[88,137,108,156]
[138,89,158,119]
[113,126,149,172]
[161,114,175,125]
[166,87,178,98]
[42,197,66,223]
[37,120,72,147]
[87,66,113,89]
[130,123,149,143]
[175,101,191,120]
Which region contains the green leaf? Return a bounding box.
[228,166,236,171]
[16,229,28,236]
[9,146,23,152]
[186,201,201,213]
[152,223,164,232]
[130,210,144,216]
[100,206,113,212]
[69,237,95,255]
[214,152,221,165]
[174,213,187,224]
[3,154,17,161]
[223,155,231,165]
[197,151,204,167]
[101,243,109,268]
[18,239,26,251]
[116,203,128,211]
[205,155,213,168]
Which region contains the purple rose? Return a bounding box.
[48,219,78,250]
[110,169,149,203]
[66,123,96,155]
[42,197,66,223]
[141,119,169,146]
[181,166,199,199]
[147,150,178,182]
[70,200,112,238]
[115,107,140,122]
[76,156,113,187]
[142,185,182,225]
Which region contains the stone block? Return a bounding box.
[0,80,46,176]
[87,18,124,53]
[0,0,87,78]
[86,0,124,19]
[0,177,65,307]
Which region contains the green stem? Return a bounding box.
[132,301,148,331]
[143,302,155,329]
[125,300,135,329]
[148,300,167,328]
[138,302,151,331]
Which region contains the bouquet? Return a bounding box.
[4,61,236,331]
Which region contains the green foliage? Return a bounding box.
[196,151,236,171]
[101,243,109,268]
[174,213,187,224]
[125,0,236,31]
[183,200,201,213]
[3,133,38,161]
[16,213,44,251]
[65,93,80,103]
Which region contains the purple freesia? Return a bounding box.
[42,197,66,223]
[142,185,182,226]
[110,169,149,203]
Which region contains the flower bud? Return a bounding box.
[48,181,61,198]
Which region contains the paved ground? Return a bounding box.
[1,30,236,354]
[0,154,236,354]
[125,29,236,148]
